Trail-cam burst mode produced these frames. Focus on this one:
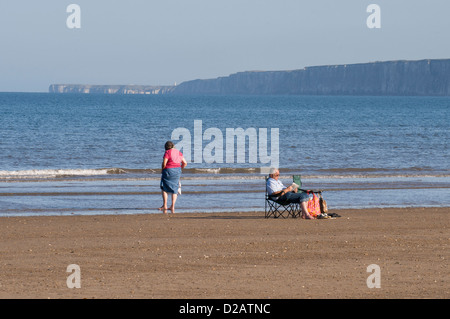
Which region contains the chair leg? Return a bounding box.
[266,200,301,219]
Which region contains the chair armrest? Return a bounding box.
[299,188,323,194]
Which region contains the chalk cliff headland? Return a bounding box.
[48,84,173,95]
[49,59,450,96]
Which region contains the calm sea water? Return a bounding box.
[1,93,449,216]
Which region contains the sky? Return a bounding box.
[0,0,449,92]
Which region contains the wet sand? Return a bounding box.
[0,207,448,299]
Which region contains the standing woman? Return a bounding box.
[159,141,187,214]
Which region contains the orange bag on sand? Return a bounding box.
[307,193,322,218]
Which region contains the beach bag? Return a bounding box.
[319,193,328,214]
[307,193,321,218]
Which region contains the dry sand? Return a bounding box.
[0,207,448,299]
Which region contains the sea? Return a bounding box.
[0,93,449,217]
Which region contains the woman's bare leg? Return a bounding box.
[170,194,178,213]
[159,191,168,213]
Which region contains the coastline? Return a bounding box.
[0,207,448,299]
[2,172,450,216]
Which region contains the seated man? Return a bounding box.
[266,168,315,219]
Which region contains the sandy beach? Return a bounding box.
[0,207,448,299]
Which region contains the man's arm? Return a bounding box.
[271,185,293,196]
[267,179,292,196]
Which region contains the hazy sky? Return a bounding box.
[1,0,449,92]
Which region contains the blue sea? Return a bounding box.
[0,93,449,216]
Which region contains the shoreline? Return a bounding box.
[3,172,450,216]
[1,204,449,218]
[0,207,448,299]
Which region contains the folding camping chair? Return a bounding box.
[265,175,324,219]
[265,175,302,218]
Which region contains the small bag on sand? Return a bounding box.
[319,193,328,214]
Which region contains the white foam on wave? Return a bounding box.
[0,168,110,179]
[1,166,449,182]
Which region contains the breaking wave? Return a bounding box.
[1,166,449,182]
[0,168,112,179]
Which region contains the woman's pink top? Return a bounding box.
[163,149,183,169]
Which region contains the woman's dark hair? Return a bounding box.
[164,141,174,150]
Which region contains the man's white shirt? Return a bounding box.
[266,178,286,196]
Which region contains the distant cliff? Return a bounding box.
[49,59,450,96]
[49,84,174,95]
[171,59,450,96]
